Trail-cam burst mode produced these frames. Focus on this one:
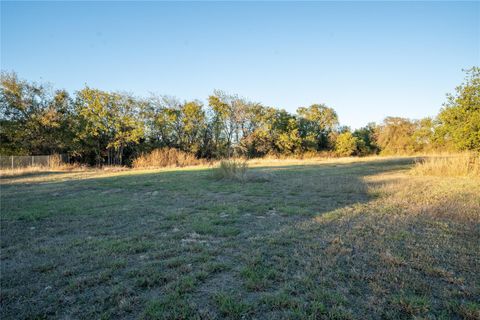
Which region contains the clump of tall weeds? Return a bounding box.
[133,148,205,168]
[411,153,480,177]
[212,159,271,182]
[213,159,248,182]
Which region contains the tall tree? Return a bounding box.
[297,104,339,151]
[180,101,206,154]
[208,90,248,157]
[375,117,417,155]
[436,67,480,151]
[335,131,359,156]
[353,123,379,155]
[0,72,74,155]
[75,88,144,165]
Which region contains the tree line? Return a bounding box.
[1,68,478,165]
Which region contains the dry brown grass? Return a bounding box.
[411,152,480,177]
[132,148,206,168]
[0,161,83,179]
[212,159,273,182]
[261,150,337,160]
[213,159,249,182]
[48,154,63,168]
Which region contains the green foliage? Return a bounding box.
[275,114,302,155]
[436,67,480,151]
[75,87,144,165]
[298,104,339,151]
[208,90,249,158]
[0,72,74,155]
[335,131,359,156]
[353,123,378,155]
[181,101,206,154]
[1,67,479,163]
[412,117,435,152]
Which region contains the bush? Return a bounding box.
[132,148,204,168]
[213,159,249,182]
[213,159,272,182]
[411,153,480,177]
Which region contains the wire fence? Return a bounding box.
[0,154,68,169]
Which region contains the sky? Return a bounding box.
[1,1,479,129]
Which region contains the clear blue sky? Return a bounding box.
[1,1,479,128]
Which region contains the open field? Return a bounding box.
[1,157,479,319]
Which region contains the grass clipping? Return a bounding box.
[212,159,270,182]
[411,152,480,177]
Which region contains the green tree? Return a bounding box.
[412,117,435,152]
[375,117,417,155]
[297,104,339,151]
[353,123,378,155]
[276,115,302,155]
[238,105,277,157]
[436,67,480,151]
[75,88,144,165]
[180,101,206,154]
[0,72,74,155]
[208,90,249,157]
[142,95,188,150]
[335,131,359,156]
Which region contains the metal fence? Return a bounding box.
[0,154,68,169]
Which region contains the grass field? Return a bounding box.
[1,157,479,319]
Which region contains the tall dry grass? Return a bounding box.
[212,159,273,182]
[0,154,82,178]
[132,148,205,169]
[411,153,480,177]
[213,159,248,182]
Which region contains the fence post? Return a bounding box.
[32,156,34,166]
[11,156,13,169]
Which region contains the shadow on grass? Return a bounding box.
[0,170,70,180]
[2,156,477,319]
[1,157,415,222]
[1,157,425,319]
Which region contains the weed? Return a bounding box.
[143,293,198,320]
[133,148,205,168]
[213,292,251,319]
[212,159,248,182]
[411,152,480,177]
[240,256,279,291]
[391,294,430,316]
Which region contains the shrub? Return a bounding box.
[411,153,480,177]
[213,159,272,182]
[213,159,248,182]
[132,148,204,168]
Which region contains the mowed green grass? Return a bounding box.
[1,158,479,319]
